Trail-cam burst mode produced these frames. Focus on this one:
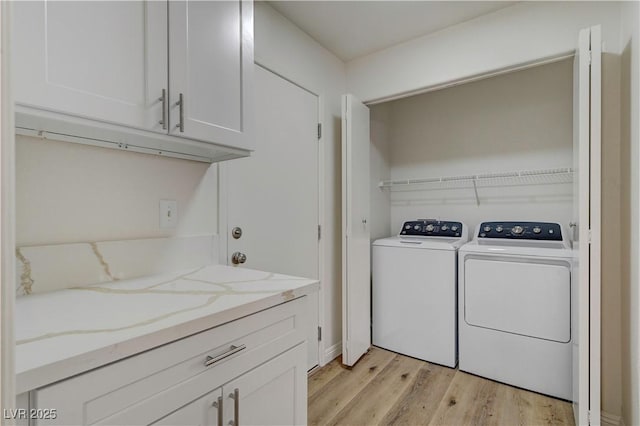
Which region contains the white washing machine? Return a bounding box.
[458,221,573,400]
[372,219,468,368]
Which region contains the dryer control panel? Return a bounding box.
[477,221,562,241]
[399,219,463,237]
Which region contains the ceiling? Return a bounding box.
[268,1,517,62]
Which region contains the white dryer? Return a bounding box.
[373,219,468,368]
[458,221,573,400]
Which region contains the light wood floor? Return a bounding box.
[308,347,574,426]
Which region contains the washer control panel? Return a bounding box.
[399,219,463,237]
[477,221,562,241]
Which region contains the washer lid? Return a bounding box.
[373,237,461,250]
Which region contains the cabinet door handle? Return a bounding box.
[204,344,246,367]
[175,93,184,132]
[212,396,223,426]
[228,388,239,426]
[158,89,167,130]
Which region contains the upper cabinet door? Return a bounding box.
[12,1,168,132]
[168,0,254,150]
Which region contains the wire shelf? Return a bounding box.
[379,168,574,206]
[379,167,574,190]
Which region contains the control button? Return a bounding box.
[451,226,458,232]
[480,233,486,237]
[483,226,492,232]
[512,225,524,235]
[496,226,503,233]
[405,224,411,230]
[425,224,435,232]
[549,229,554,234]
[533,227,542,234]
[414,225,421,231]
[441,224,449,231]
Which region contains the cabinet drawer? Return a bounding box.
[32,297,307,425]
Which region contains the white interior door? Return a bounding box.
[572,25,601,426]
[226,66,320,370]
[341,94,371,367]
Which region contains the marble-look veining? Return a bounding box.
[89,242,117,281]
[16,235,218,295]
[15,248,34,295]
[15,264,318,394]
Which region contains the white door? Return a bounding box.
[169,0,254,150]
[222,344,307,426]
[341,94,371,367]
[12,1,167,131]
[225,66,320,370]
[573,25,601,426]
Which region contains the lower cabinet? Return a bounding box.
[153,388,222,426]
[154,345,306,426]
[27,297,308,425]
[221,344,306,426]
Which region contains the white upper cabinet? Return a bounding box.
[13,1,168,132]
[169,0,254,150]
[12,0,254,158]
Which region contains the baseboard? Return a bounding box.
[602,411,624,426]
[324,342,342,364]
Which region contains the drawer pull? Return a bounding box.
[212,396,223,426]
[205,344,246,367]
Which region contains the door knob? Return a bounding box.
[231,252,247,265]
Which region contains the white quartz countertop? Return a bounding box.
[15,264,319,394]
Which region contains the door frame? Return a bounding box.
[218,62,326,368]
[1,0,16,412]
[360,40,601,423]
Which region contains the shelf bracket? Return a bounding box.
[472,180,480,206]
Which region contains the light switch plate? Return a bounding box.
[159,199,178,229]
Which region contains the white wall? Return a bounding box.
[254,3,347,363]
[347,2,623,104]
[382,59,574,236]
[16,136,218,246]
[620,2,640,425]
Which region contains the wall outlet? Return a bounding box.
[159,200,178,229]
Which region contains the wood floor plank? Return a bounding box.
[309,347,574,426]
[381,362,456,425]
[308,357,343,398]
[326,354,425,426]
[308,347,395,426]
[505,386,575,426]
[429,371,500,426]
